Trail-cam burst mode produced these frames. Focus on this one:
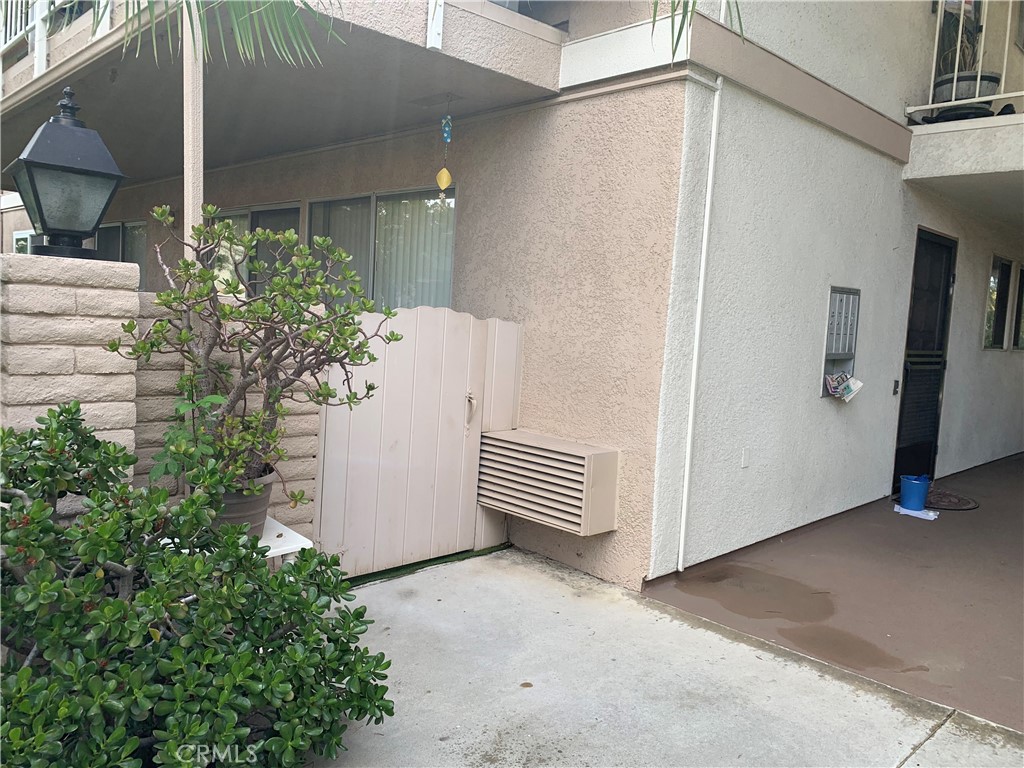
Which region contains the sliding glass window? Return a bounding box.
[309,189,455,309]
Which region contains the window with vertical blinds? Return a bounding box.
[309,189,455,309]
[309,197,373,296]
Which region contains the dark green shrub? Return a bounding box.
[0,402,136,510]
[1,410,393,767]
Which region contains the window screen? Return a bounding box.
[123,222,148,290]
[374,191,454,309]
[308,197,373,296]
[94,224,122,262]
[309,189,455,310]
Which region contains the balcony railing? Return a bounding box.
[2,0,33,53]
[1,0,111,80]
[907,0,1024,120]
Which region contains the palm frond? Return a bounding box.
[653,0,745,60]
[93,0,343,66]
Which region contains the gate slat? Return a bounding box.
[402,307,446,565]
[340,315,388,576]
[372,311,419,572]
[430,312,474,558]
[316,363,352,554]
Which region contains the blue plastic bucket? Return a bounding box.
[900,475,931,511]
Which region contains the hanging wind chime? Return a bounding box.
[436,109,453,200]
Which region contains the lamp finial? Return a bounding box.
[57,87,81,120]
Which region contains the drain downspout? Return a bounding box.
[675,72,723,573]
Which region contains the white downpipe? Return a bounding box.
[675,72,723,573]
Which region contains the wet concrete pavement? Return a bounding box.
[645,453,1024,731]
[322,548,1023,768]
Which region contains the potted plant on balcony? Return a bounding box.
[110,204,400,537]
[932,0,1002,120]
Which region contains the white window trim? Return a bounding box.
[12,229,34,252]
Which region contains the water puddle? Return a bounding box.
[671,563,835,622]
[778,624,905,671]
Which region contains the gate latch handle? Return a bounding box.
[465,390,477,432]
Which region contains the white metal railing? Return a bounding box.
[907,0,1024,117]
[1,0,111,79]
[1,0,33,53]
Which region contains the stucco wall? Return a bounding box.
[454,83,685,589]
[720,0,936,121]
[567,1,652,40]
[0,208,33,253]
[673,81,1023,568]
[105,79,686,588]
[924,203,1024,477]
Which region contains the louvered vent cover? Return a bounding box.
[478,430,619,536]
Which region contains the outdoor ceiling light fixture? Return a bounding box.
[4,87,124,258]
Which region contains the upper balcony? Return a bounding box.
[903,0,1023,230]
[1,0,563,188]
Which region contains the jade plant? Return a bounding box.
[110,204,400,501]
[0,402,137,511]
[0,407,393,767]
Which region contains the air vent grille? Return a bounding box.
[477,430,618,536]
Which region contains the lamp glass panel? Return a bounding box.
[12,165,43,233]
[30,167,118,234]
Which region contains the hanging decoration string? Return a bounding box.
[436,96,453,200]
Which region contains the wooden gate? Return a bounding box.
[313,307,522,576]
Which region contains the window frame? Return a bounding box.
[1012,263,1024,350]
[12,229,34,254]
[1016,0,1024,53]
[308,186,456,310]
[983,255,1013,350]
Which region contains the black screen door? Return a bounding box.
[893,230,956,490]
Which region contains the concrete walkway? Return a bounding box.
[323,549,1023,768]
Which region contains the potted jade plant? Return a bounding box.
[109,204,400,536]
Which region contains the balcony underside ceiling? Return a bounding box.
[1,20,554,188]
[907,171,1023,233]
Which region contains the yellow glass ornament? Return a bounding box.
[436,166,452,191]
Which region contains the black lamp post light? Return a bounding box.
[4,87,124,258]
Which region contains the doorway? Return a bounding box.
[893,229,957,490]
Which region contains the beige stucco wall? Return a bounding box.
[0,208,33,252]
[105,79,686,588]
[455,83,685,589]
[568,1,652,40]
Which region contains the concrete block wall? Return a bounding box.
[0,254,139,447]
[133,293,184,486]
[0,258,320,540]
